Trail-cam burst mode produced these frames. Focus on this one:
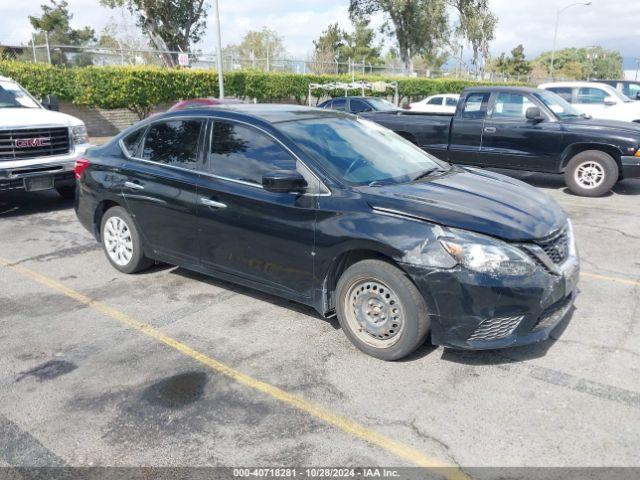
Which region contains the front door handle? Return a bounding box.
[200,197,227,209]
[483,127,497,134]
[124,181,145,190]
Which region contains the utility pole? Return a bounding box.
[44,31,52,64]
[31,34,37,62]
[213,0,224,99]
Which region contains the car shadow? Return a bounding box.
[0,190,73,218]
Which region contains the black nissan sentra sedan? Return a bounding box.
[75,104,579,360]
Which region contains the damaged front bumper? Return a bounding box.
[402,256,579,350]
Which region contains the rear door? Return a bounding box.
[447,92,490,166]
[121,117,204,264]
[479,91,563,172]
[196,119,318,300]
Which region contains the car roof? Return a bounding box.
[463,86,540,94]
[161,103,349,124]
[538,81,615,89]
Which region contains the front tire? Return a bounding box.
[100,206,152,274]
[335,259,430,361]
[564,150,618,197]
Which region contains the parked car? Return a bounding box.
[597,80,640,101]
[362,86,640,197]
[538,81,640,123]
[169,97,245,111]
[317,96,398,114]
[408,94,460,113]
[76,104,579,360]
[0,76,91,198]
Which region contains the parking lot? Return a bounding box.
[1,172,639,474]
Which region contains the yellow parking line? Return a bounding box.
[582,272,640,287]
[0,257,468,480]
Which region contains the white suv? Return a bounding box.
[0,76,91,198]
[539,81,640,123]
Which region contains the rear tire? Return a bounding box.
[56,185,75,200]
[564,150,618,197]
[335,259,430,361]
[100,206,153,274]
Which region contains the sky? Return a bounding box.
[1,0,639,68]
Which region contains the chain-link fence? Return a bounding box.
[1,41,554,84]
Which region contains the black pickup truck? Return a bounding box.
[361,86,640,196]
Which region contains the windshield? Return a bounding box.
[0,81,40,109]
[532,90,585,120]
[367,98,399,111]
[279,117,447,186]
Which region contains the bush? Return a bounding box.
[0,60,524,118]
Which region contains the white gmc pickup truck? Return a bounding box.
[0,76,91,198]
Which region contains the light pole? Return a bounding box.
[550,1,592,81]
[213,0,224,99]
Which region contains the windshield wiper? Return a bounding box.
[411,167,444,182]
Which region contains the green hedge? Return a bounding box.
[0,60,523,118]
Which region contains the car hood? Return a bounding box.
[565,116,640,135]
[361,167,567,241]
[0,108,83,129]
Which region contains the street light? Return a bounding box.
[213,0,224,98]
[550,1,592,81]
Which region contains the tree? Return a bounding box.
[312,20,383,73]
[349,0,496,73]
[533,47,623,80]
[29,0,95,66]
[100,0,208,67]
[96,13,157,66]
[223,28,287,70]
[488,44,532,78]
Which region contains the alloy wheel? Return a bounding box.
[103,216,134,266]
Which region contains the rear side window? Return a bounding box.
[208,121,296,186]
[331,98,346,111]
[577,87,608,104]
[446,97,458,107]
[121,128,145,156]
[141,119,203,168]
[427,97,443,105]
[349,99,372,113]
[547,87,573,103]
[460,93,490,119]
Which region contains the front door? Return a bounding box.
[196,120,317,300]
[121,118,204,264]
[447,91,491,166]
[479,92,563,172]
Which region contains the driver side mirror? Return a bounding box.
[41,94,59,111]
[525,106,545,123]
[603,96,617,106]
[262,170,308,194]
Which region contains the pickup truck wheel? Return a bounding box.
[335,259,430,361]
[56,186,75,200]
[100,206,152,274]
[565,151,618,197]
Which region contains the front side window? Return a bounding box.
[577,87,609,104]
[428,97,443,105]
[532,90,584,120]
[141,119,203,168]
[208,121,296,185]
[349,99,372,113]
[461,93,490,119]
[490,93,535,120]
[623,83,640,99]
[446,97,459,107]
[279,117,447,186]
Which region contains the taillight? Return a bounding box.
[75,158,90,179]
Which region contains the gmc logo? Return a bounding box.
[15,137,51,148]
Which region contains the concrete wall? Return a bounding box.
[59,102,172,137]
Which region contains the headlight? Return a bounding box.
[439,228,536,276]
[71,124,89,145]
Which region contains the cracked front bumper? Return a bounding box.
[402,257,579,350]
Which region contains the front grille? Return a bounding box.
[469,315,524,342]
[0,127,71,160]
[535,228,569,265]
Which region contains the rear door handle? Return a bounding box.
[200,197,227,209]
[124,181,144,190]
[483,127,496,134]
